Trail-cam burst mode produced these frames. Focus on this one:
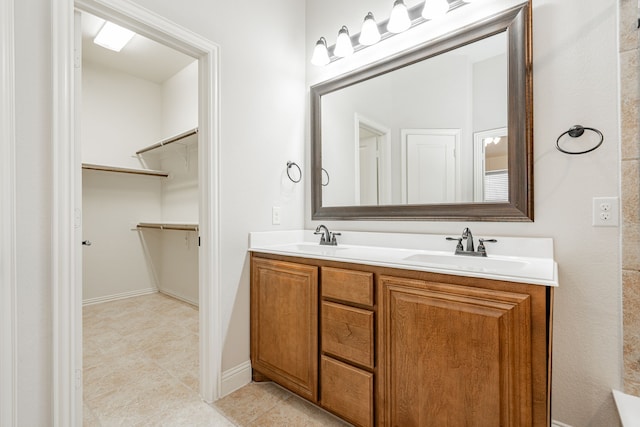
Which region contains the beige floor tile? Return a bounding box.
[213,382,292,425]
[84,293,354,426]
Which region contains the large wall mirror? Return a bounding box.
[311,4,532,221]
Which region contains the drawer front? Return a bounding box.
[321,355,374,427]
[321,301,374,369]
[321,267,374,307]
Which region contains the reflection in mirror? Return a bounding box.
[322,33,507,207]
[474,128,508,202]
[311,3,532,221]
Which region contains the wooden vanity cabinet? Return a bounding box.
[250,253,553,427]
[250,257,318,401]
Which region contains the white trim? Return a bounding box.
[53,1,222,425]
[82,288,158,306]
[157,289,198,307]
[0,0,17,425]
[220,361,253,397]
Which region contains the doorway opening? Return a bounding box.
[52,1,221,425]
[79,9,205,423]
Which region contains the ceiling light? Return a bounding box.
[422,0,450,20]
[311,37,331,66]
[359,13,381,46]
[93,21,136,52]
[334,26,354,57]
[387,0,411,33]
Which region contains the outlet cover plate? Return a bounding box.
[592,197,619,227]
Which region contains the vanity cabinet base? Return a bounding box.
[250,253,552,426]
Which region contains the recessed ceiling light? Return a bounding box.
[93,21,136,52]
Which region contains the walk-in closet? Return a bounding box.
[79,11,204,423]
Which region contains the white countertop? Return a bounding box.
[248,230,558,287]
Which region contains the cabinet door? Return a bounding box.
[251,257,318,401]
[379,276,532,426]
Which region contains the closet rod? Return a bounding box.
[136,128,198,155]
[136,222,199,232]
[82,163,169,177]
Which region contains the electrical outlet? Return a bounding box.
[272,206,281,225]
[593,197,619,227]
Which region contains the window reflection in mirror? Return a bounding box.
[321,32,508,207]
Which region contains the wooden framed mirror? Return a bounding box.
[311,3,532,221]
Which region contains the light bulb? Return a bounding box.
[359,12,381,46]
[421,0,450,20]
[387,0,411,34]
[311,37,330,66]
[334,26,354,57]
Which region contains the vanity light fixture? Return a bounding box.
[334,26,354,57]
[359,12,381,46]
[311,0,472,66]
[93,21,136,52]
[311,37,331,66]
[387,0,411,33]
[422,0,450,20]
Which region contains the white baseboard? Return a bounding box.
[82,287,158,306]
[158,288,198,307]
[552,421,573,427]
[220,360,252,397]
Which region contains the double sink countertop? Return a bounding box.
[249,230,558,287]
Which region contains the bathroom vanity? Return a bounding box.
[249,230,557,427]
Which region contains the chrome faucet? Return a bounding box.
[446,227,496,257]
[462,227,474,252]
[314,224,341,246]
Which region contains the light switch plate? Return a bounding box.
[592,197,619,227]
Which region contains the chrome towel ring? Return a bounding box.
[286,161,302,183]
[556,125,604,155]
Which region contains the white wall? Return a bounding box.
[82,170,163,301]
[306,0,621,426]
[81,62,163,169]
[157,62,199,304]
[14,0,52,423]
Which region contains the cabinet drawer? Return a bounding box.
[321,267,374,307]
[321,301,374,369]
[321,355,373,427]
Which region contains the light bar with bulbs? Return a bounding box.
[311,0,473,66]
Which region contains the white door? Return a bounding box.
[359,136,379,205]
[401,129,460,204]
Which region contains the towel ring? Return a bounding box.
[556,125,604,155]
[286,161,302,183]
[321,168,330,187]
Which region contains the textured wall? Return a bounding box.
[620,0,640,396]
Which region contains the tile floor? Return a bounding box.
[83,293,350,426]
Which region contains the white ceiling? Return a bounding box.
[81,12,195,84]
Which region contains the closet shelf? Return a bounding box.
[82,163,169,177]
[136,222,199,232]
[136,128,198,155]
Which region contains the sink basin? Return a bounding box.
[403,253,528,271]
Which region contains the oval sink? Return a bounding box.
[279,243,348,254]
[403,253,528,271]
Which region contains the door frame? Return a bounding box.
[52,1,222,425]
[354,114,391,205]
[0,0,17,425]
